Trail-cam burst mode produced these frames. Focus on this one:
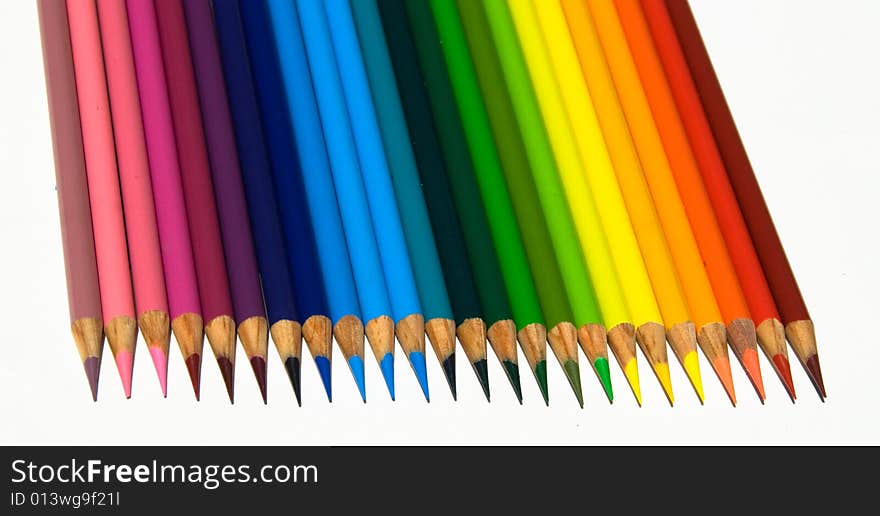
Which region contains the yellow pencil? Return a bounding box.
[507,0,662,405]
[535,0,704,403]
[569,0,736,404]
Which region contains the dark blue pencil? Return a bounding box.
[236,0,348,401]
[211,0,311,403]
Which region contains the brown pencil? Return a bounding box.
[38,0,104,401]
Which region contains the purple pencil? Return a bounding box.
[182,0,269,401]
[127,0,204,399]
[154,0,237,402]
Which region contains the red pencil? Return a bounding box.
[640,0,796,401]
[664,0,824,399]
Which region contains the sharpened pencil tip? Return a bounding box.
[623,359,642,406]
[472,359,490,402]
[249,356,267,404]
[535,360,549,405]
[562,360,583,408]
[740,349,765,402]
[806,355,826,399]
[348,355,366,402]
[408,352,429,402]
[501,359,522,403]
[314,356,331,402]
[379,353,395,400]
[771,354,796,402]
[148,346,169,397]
[217,356,235,403]
[682,351,704,404]
[84,356,101,402]
[114,350,134,399]
[441,354,456,400]
[283,357,301,406]
[185,353,201,401]
[594,357,613,403]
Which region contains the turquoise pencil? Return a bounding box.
[349,0,456,399]
[296,0,398,400]
[323,0,429,401]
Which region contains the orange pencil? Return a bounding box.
[640,0,795,400]
[613,0,765,401]
[583,0,738,404]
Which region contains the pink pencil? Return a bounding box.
[66,0,137,398]
[96,0,171,396]
[127,0,204,399]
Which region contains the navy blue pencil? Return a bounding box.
[236,0,350,401]
[211,0,311,404]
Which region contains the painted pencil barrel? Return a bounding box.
[265,0,361,324]
[182,0,265,325]
[127,0,202,319]
[350,0,453,323]
[324,0,423,323]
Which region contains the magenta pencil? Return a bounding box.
[96,0,172,396]
[154,0,237,401]
[66,0,137,398]
[126,0,204,399]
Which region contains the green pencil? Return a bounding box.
[466,0,615,403]
[404,0,535,403]
[428,0,584,407]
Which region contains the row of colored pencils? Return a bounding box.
[40,0,824,405]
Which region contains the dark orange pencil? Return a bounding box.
[613,0,765,401]
[640,0,796,401]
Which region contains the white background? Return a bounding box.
[1,1,878,445]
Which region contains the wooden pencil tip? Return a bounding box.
[72,318,104,401]
[548,323,583,406]
[457,317,488,364]
[171,313,205,365]
[238,316,269,361]
[727,318,765,401]
[516,322,549,401]
[785,320,826,399]
[636,322,673,405]
[205,315,236,364]
[83,355,101,402]
[306,315,335,360]
[105,316,137,399]
[607,323,642,404]
[578,323,613,402]
[757,318,796,401]
[270,319,303,363]
[185,353,202,401]
[395,313,426,356]
[427,318,457,398]
[366,314,395,361]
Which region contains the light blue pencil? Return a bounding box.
[261,0,368,401]
[295,0,400,399]
[323,0,429,401]
[349,0,459,399]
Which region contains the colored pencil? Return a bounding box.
[212,0,303,403]
[582,2,748,404]
[561,0,704,404]
[663,0,825,399]
[529,0,687,404]
[263,0,363,404]
[97,0,171,398]
[404,0,530,403]
[641,0,795,400]
[67,0,138,399]
[430,0,585,406]
[154,0,237,402]
[492,0,644,404]
[297,0,396,401]
[182,0,269,402]
[378,0,494,402]
[351,0,461,401]
[613,0,766,401]
[324,0,429,401]
[458,0,610,403]
[239,0,338,404]
[38,0,104,401]
[126,0,204,399]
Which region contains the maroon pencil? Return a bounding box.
[154,0,237,401]
[664,0,825,399]
[38,0,104,401]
